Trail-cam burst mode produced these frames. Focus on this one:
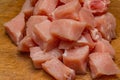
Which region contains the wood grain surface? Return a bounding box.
[0,0,120,80]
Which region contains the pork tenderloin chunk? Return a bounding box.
[89,52,120,78]
[21,0,33,19]
[30,0,38,6]
[95,12,116,41]
[33,20,59,51]
[79,8,96,28]
[4,13,25,45]
[42,58,76,80]
[50,19,86,41]
[52,0,81,20]
[94,39,115,58]
[33,0,58,16]
[30,47,63,68]
[18,36,36,52]
[63,46,89,74]
[26,15,48,36]
[83,0,110,14]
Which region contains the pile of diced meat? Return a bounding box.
[4,0,120,79]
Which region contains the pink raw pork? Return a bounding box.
[52,0,81,20]
[18,36,36,52]
[33,0,58,16]
[79,8,96,28]
[50,19,86,41]
[33,20,59,51]
[30,47,63,68]
[95,12,116,41]
[94,39,115,58]
[89,52,120,78]
[84,0,110,14]
[42,58,75,80]
[59,32,95,50]
[90,28,102,41]
[4,0,119,80]
[4,13,25,45]
[21,0,33,19]
[26,15,48,36]
[59,41,76,50]
[63,46,89,74]
[77,32,95,50]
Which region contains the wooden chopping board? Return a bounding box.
[0,0,120,80]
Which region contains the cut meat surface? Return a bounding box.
[59,32,95,50]
[83,0,110,14]
[50,19,86,41]
[18,36,36,52]
[33,20,59,51]
[42,58,75,80]
[26,15,48,36]
[63,46,89,74]
[4,13,25,45]
[94,39,115,58]
[30,0,38,6]
[31,32,41,47]
[30,47,41,53]
[30,47,63,68]
[59,41,76,50]
[95,12,116,41]
[52,0,81,20]
[21,0,33,19]
[30,47,43,68]
[33,0,58,16]
[89,52,120,78]
[79,8,96,28]
[77,32,95,50]
[33,20,52,41]
[90,28,102,41]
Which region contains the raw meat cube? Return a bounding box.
[42,58,75,80]
[94,39,115,58]
[83,0,110,14]
[50,19,86,41]
[26,15,48,36]
[95,12,116,41]
[33,0,58,16]
[33,20,59,51]
[30,47,43,68]
[4,13,25,45]
[18,36,36,52]
[52,0,81,20]
[89,52,120,78]
[30,47,63,68]
[79,8,96,28]
[21,0,34,19]
[63,46,89,74]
